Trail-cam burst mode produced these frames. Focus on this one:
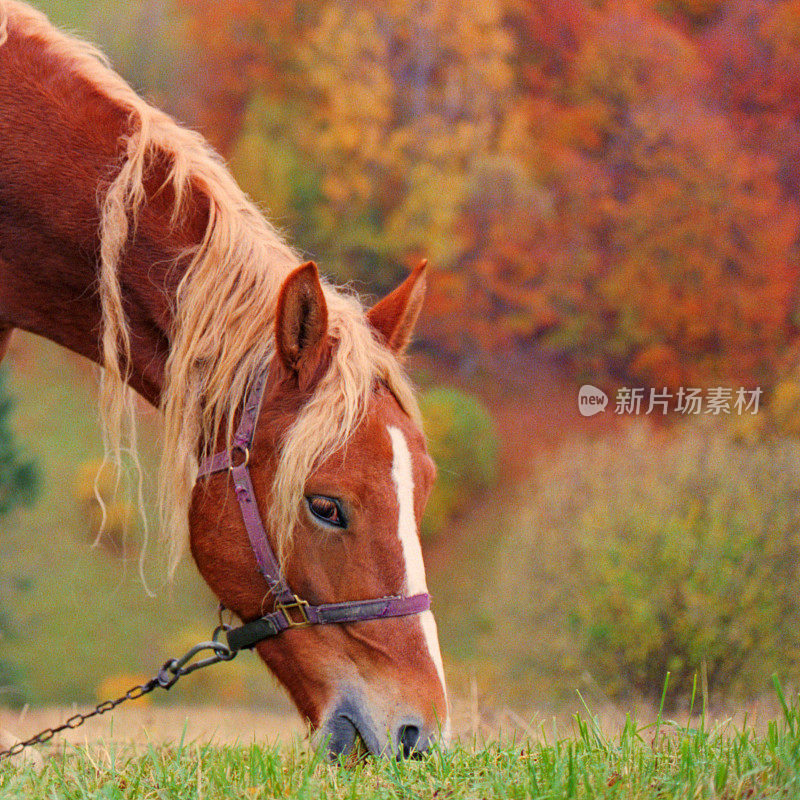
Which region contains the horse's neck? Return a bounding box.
[0,11,201,406]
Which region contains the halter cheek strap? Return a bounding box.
[196,364,431,652]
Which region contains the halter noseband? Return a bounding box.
[196,365,431,652]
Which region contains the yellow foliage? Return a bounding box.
[73,459,116,508]
[162,628,247,704]
[95,673,151,707]
[73,459,136,551]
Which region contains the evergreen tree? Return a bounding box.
[0,368,38,515]
[0,366,39,707]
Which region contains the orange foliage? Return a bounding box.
[184,0,800,390]
[698,1,800,196]
[180,0,307,152]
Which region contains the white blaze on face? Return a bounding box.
[388,425,450,738]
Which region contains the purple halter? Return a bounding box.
[196,364,431,652]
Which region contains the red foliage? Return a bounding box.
[179,0,308,152]
[183,0,800,390]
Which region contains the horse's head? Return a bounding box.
[189,262,448,757]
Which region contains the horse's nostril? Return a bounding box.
[398,724,422,758]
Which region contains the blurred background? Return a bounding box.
[3,0,800,728]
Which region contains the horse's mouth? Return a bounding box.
[321,696,381,758]
[325,715,370,759]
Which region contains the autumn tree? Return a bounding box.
[188,0,800,388]
[697,0,800,197]
[500,0,800,387]
[228,0,523,299]
[180,0,310,153]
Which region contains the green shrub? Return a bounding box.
[566,424,800,703]
[420,387,499,538]
[481,421,800,707]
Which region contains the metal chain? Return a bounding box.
[0,624,237,763]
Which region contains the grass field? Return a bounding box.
[0,334,297,709]
[2,693,800,799]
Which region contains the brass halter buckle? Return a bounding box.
[277,596,311,628]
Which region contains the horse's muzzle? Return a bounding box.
[319,693,433,759]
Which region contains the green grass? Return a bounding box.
[2,697,800,799]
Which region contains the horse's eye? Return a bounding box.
[306,495,347,529]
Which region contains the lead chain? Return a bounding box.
[0,630,236,763]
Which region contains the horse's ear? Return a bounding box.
[367,260,428,356]
[275,261,328,375]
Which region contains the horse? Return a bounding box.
[0,0,448,757]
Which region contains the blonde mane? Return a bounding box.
[2,0,420,571]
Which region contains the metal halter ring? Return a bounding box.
[229,445,250,470]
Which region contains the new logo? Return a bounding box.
[578,385,608,417]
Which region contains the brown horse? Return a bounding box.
[0,1,448,756]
